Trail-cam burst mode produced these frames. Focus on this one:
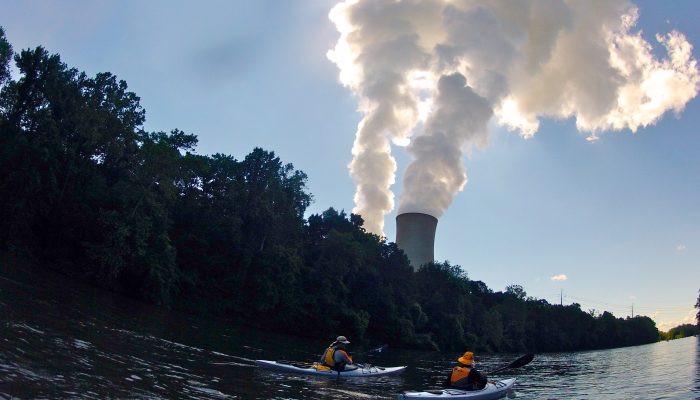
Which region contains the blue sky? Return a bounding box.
[1,0,697,330]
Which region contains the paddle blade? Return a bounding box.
[508,353,534,369]
[370,344,388,353]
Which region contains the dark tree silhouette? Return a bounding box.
[0,27,11,85]
[695,290,700,328]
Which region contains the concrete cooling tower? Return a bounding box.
[396,212,437,270]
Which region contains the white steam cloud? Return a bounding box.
[551,274,568,282]
[328,0,699,235]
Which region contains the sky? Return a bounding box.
[1,0,698,331]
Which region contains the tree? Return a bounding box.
[505,284,527,300]
[0,46,96,256]
[663,324,698,340]
[415,262,473,351]
[696,289,699,328]
[0,27,11,86]
[0,42,179,305]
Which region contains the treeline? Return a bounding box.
[697,290,700,328]
[665,290,700,339]
[0,29,660,353]
[660,324,697,340]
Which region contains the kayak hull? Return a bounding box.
[398,378,516,400]
[255,360,407,378]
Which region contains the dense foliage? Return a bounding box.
[660,324,698,340]
[0,31,661,353]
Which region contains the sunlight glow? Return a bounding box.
[407,70,435,123]
[495,97,539,138]
[327,0,362,89]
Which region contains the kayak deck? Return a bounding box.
[255,360,407,378]
[398,378,516,399]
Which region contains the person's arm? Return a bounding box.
[335,349,353,365]
[443,370,453,387]
[471,369,488,389]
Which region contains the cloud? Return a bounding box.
[550,274,568,281]
[676,244,686,251]
[328,0,699,234]
[657,308,697,331]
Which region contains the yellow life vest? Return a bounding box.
[323,346,353,367]
[323,346,336,366]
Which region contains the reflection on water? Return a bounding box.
[0,263,698,399]
[515,341,698,399]
[696,338,700,397]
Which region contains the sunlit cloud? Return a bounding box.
[550,274,568,281]
[495,97,539,138]
[328,0,699,234]
[676,244,686,251]
[657,309,697,331]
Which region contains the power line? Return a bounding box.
[565,296,692,311]
[529,291,694,312]
[633,307,693,312]
[534,293,693,316]
[564,295,631,308]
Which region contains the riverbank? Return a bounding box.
[2,260,698,399]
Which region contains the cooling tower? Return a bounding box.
[396,212,437,270]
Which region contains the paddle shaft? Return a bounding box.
[486,353,534,375]
[488,365,513,375]
[352,344,388,356]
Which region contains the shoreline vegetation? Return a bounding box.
[659,324,697,341]
[0,28,675,353]
[661,289,699,340]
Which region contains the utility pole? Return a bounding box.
[560,289,563,306]
[631,304,634,318]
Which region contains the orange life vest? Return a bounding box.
[450,366,473,386]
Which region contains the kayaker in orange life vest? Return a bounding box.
[320,336,356,371]
[445,351,488,390]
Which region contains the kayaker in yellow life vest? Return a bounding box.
[320,335,356,371]
[445,351,488,390]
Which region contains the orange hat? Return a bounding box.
[458,351,474,365]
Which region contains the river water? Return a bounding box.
[1,263,698,399]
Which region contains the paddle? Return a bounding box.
[485,353,534,375]
[352,344,388,356]
[350,344,387,370]
[369,344,388,353]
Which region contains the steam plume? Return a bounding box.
[328,0,699,234]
